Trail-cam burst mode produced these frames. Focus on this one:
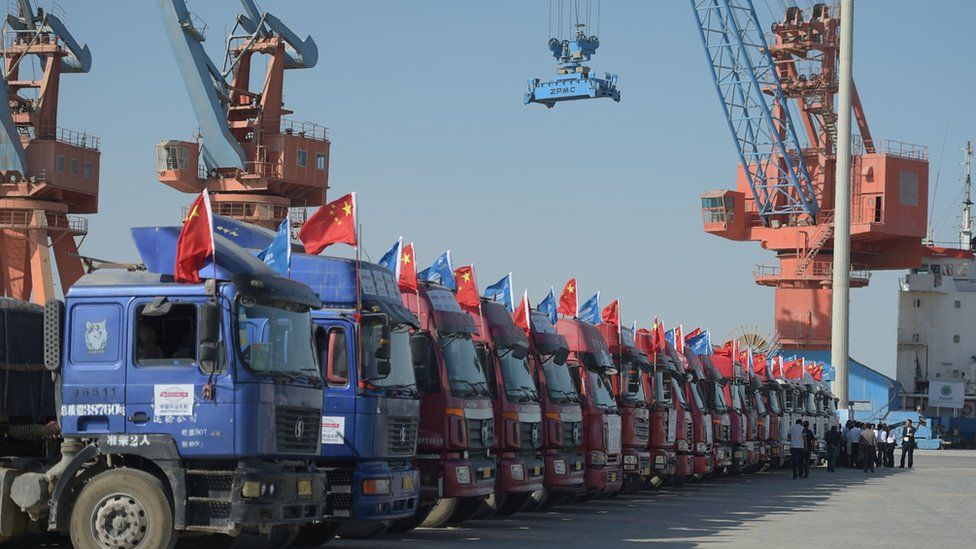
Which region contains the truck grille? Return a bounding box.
[686,420,694,443]
[561,421,577,450]
[275,406,320,454]
[635,418,650,441]
[387,416,418,456]
[721,425,730,441]
[519,421,542,450]
[466,418,494,449]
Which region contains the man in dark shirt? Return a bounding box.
[824,425,842,472]
[899,419,918,468]
[801,421,815,478]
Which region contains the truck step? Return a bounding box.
[187,496,232,503]
[185,469,233,477]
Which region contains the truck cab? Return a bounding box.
[468,299,545,515]
[526,310,585,503]
[690,350,732,474]
[556,318,623,495]
[634,329,682,486]
[0,228,329,547]
[708,353,751,473]
[398,282,496,528]
[287,255,421,539]
[599,325,651,493]
[763,379,791,467]
[667,343,715,478]
[745,370,772,468]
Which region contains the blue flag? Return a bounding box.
[577,291,600,324]
[483,273,514,311]
[664,328,675,349]
[537,287,557,325]
[419,251,455,291]
[378,236,402,278]
[257,218,291,276]
[686,330,711,356]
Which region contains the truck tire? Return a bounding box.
[69,468,177,549]
[445,496,484,524]
[519,489,546,512]
[495,492,530,516]
[336,519,390,539]
[420,497,466,527]
[386,504,432,533]
[292,522,340,547]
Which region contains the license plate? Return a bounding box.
[608,472,618,482]
[533,465,541,476]
[481,467,492,479]
[575,461,583,471]
[297,479,313,497]
[402,475,415,491]
[642,467,651,476]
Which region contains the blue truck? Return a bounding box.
[0,228,328,548]
[210,216,422,541]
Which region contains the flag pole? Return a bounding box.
[353,194,364,385]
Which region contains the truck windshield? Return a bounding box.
[733,384,747,411]
[542,356,581,404]
[440,334,490,398]
[620,359,646,403]
[587,371,617,411]
[688,381,706,410]
[363,320,417,396]
[806,392,817,413]
[237,299,317,378]
[712,382,729,411]
[498,348,539,403]
[670,378,687,406]
[753,390,768,414]
[653,371,669,404]
[767,390,782,414]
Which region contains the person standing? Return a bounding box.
[899,419,918,468]
[824,425,842,472]
[802,421,815,478]
[859,424,877,473]
[840,420,851,466]
[788,419,806,480]
[884,425,896,467]
[847,422,862,468]
[874,423,886,468]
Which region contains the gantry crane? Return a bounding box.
[0,0,97,304]
[692,1,928,349]
[156,0,329,230]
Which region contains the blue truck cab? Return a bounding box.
[0,228,327,548]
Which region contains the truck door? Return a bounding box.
[317,319,357,457]
[124,297,235,455]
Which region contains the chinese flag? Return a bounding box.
[453,265,480,309]
[298,192,357,255]
[175,190,214,283]
[653,318,665,353]
[513,290,530,332]
[399,242,418,291]
[784,359,803,379]
[557,277,577,317]
[601,299,619,326]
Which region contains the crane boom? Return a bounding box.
[691,0,819,223]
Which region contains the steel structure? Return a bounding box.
[694,1,928,349]
[156,0,329,230]
[0,0,97,304]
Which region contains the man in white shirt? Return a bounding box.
[846,423,862,468]
[874,424,886,467]
[788,419,806,479]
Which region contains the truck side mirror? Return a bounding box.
[376,360,392,378]
[374,324,392,360]
[580,353,597,370]
[553,347,569,365]
[511,345,528,361]
[410,333,429,365]
[199,302,220,373]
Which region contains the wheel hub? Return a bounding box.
[90,493,148,548]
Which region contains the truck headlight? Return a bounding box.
[362,478,391,496]
[677,439,689,452]
[695,442,707,454]
[511,464,525,481]
[654,455,666,466]
[241,481,262,499]
[455,465,472,485]
[589,450,608,466]
[553,459,567,475]
[623,454,638,465]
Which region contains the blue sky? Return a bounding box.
[50,1,976,378]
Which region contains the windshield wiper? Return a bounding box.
[507,386,539,403]
[380,383,420,398]
[451,379,487,398]
[548,388,580,404]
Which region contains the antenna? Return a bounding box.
[961,141,973,250]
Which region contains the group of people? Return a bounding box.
[792,418,920,478]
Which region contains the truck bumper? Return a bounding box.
[543,451,585,492]
[347,462,420,521]
[621,448,652,479]
[650,448,677,478]
[229,462,327,527]
[496,454,545,494]
[693,454,713,476]
[584,464,622,494]
[675,454,694,478]
[419,455,495,500]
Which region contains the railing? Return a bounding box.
[0,210,87,233]
[27,126,100,150]
[182,202,289,224]
[883,139,928,161]
[755,261,871,282]
[280,119,329,141]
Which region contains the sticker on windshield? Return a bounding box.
[428,289,462,313]
[154,384,194,416]
[321,416,346,445]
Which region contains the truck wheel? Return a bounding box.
[69,468,177,549]
[419,497,466,527]
[541,491,571,508]
[495,492,530,516]
[386,504,432,533]
[336,519,390,539]
[446,496,485,523]
[519,489,546,512]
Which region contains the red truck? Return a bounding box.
[634,329,683,487]
[468,299,545,516]
[556,318,623,496]
[600,324,652,493]
[690,350,732,474]
[747,368,774,469]
[707,352,751,473]
[664,342,714,478]
[394,283,496,529]
[525,309,586,506]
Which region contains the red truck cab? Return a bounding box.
[600,324,651,493]
[665,342,714,478]
[708,353,751,473]
[526,310,585,504]
[399,283,496,528]
[747,370,773,468]
[693,351,733,473]
[634,329,683,486]
[469,299,545,515]
[556,318,623,495]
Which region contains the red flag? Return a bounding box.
[675,325,684,354]
[784,358,803,379]
[601,299,619,326]
[653,318,665,353]
[453,265,480,309]
[175,190,215,283]
[398,242,418,291]
[513,290,530,332]
[685,327,702,341]
[557,277,577,317]
[298,192,357,254]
